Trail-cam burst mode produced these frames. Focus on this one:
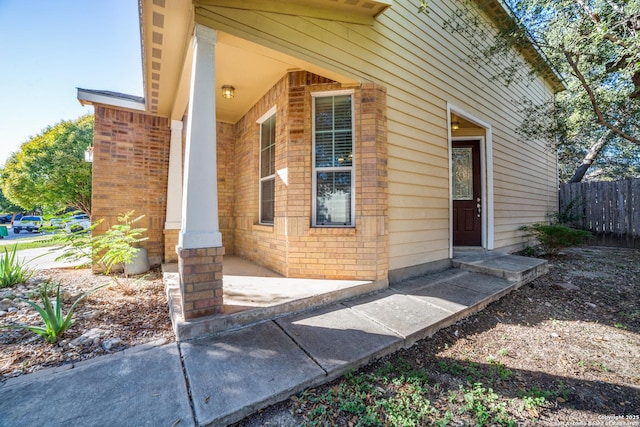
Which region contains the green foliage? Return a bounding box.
[438,382,517,426]
[92,211,148,276]
[0,188,22,212]
[0,244,33,288]
[519,223,591,254]
[0,115,93,214]
[436,0,640,180]
[296,359,438,426]
[1,282,105,343]
[49,212,101,268]
[52,211,148,278]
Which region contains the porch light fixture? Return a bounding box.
[221,85,235,99]
[84,146,94,163]
[451,120,460,131]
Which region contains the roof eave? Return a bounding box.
[77,88,147,111]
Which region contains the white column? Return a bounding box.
[179,24,222,249]
[165,120,183,230]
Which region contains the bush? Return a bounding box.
[0,244,33,288]
[54,210,148,278]
[92,211,148,277]
[519,223,591,254]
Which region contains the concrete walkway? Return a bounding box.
[0,253,546,427]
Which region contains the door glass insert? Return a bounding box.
[452,147,473,200]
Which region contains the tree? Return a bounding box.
[425,0,640,181]
[0,115,93,214]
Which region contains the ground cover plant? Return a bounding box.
[235,246,640,426]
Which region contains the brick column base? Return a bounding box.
[177,246,224,319]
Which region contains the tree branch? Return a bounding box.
[563,49,640,145]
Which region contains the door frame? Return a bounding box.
[447,104,495,258]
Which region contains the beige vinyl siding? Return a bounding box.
[196,0,558,271]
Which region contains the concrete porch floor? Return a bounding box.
[163,255,387,340]
[163,251,547,341]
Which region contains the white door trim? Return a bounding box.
[447,103,495,258]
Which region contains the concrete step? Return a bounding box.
[452,253,548,283]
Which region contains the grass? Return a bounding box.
[0,235,61,251]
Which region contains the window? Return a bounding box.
[259,108,276,224]
[312,91,355,226]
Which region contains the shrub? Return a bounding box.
[92,210,148,277]
[0,244,33,288]
[519,223,591,254]
[54,210,147,278]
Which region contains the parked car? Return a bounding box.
[64,214,91,233]
[50,218,65,229]
[0,214,12,224]
[12,215,44,234]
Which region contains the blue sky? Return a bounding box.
[0,0,143,167]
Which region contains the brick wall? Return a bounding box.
[226,72,388,281]
[92,74,388,282]
[216,122,236,255]
[92,106,170,266]
[230,74,290,272]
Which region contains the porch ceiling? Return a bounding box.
[141,0,361,123]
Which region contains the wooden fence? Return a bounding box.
[559,178,640,246]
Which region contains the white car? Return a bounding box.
[64,214,91,233]
[12,216,44,234]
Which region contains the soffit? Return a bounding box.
[140,0,194,117]
[141,0,360,122]
[213,33,359,123]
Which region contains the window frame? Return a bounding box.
[311,90,356,227]
[258,106,277,225]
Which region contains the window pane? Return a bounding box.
[261,178,275,224]
[261,146,273,178]
[261,115,276,178]
[315,133,334,168]
[315,97,334,131]
[333,95,352,129]
[335,131,353,166]
[452,147,473,200]
[316,171,352,225]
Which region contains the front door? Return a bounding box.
[452,140,482,246]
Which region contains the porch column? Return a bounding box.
[177,24,224,319]
[164,120,183,263]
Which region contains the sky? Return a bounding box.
[0,0,143,167]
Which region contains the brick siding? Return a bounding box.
[92,106,170,266]
[93,72,388,283]
[225,71,388,281]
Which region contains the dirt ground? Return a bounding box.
[1,246,639,426]
[236,246,640,426]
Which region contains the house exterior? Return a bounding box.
[78,0,563,321]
